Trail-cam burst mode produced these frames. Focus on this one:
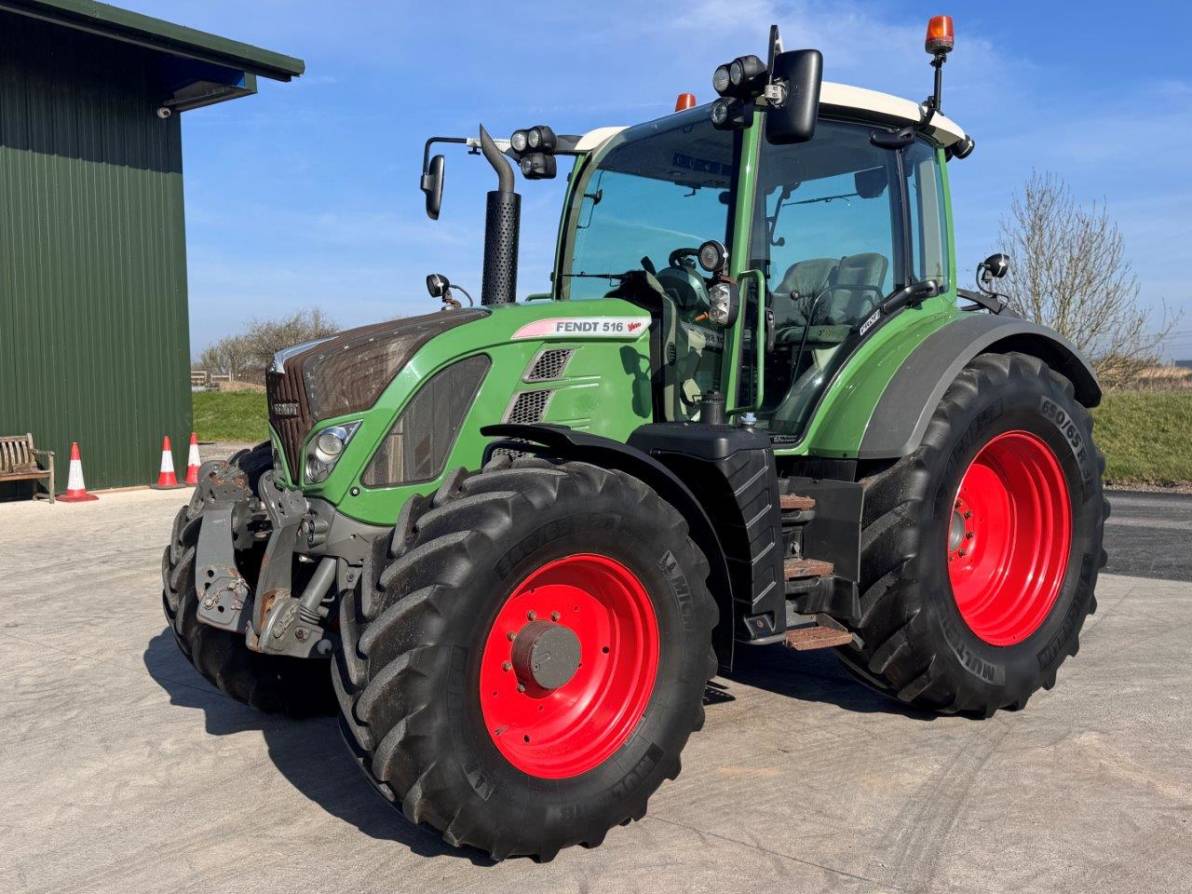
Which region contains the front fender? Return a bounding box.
[481,423,738,664]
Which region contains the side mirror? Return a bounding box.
[426,272,449,298]
[766,49,823,145]
[421,154,445,220]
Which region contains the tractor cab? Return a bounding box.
[553,87,967,438]
[421,23,972,450]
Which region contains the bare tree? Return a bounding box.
[196,335,253,380]
[999,172,1179,387]
[195,308,340,384]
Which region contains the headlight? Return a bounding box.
[306,422,360,484]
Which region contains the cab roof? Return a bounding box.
[574,81,967,152]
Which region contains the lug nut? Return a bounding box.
[550,611,560,621]
[527,610,537,621]
[507,631,516,641]
[517,683,526,693]
[502,661,512,672]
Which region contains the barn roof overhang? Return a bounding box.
[0,0,304,111]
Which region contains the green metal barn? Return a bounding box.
[0,0,302,493]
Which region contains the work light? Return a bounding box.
[710,97,745,129]
[728,54,767,93]
[526,125,556,153]
[510,129,529,153]
[712,63,732,96]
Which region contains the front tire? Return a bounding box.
[837,352,1108,715]
[332,457,717,860]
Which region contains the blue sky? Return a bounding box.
[123,1,1192,359]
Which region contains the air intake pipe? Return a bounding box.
[478,125,519,306]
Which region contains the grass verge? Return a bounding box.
[193,392,269,443]
[1092,391,1192,488]
[190,389,1192,487]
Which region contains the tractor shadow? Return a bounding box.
[141,629,496,866]
[718,642,937,720]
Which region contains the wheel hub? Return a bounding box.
[478,553,660,779]
[511,620,582,690]
[946,430,1073,646]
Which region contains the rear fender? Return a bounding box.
[858,316,1101,460]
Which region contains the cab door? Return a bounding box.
[732,119,950,438]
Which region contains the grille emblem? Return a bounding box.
[271,401,300,418]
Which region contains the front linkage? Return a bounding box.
[183,456,385,663]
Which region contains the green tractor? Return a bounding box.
[163,18,1107,860]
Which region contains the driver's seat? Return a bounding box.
[773,258,838,326]
[821,252,888,323]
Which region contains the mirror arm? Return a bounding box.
[879,279,940,316]
[421,136,468,175]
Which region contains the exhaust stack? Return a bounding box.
[478,125,519,306]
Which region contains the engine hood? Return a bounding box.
[266,308,487,474]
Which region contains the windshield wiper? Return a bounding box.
[559,271,633,281]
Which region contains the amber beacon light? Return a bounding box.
[925,14,955,55]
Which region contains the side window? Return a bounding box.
[904,141,949,287]
[759,120,903,331]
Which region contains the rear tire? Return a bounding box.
[837,352,1108,715]
[332,456,717,860]
[161,443,334,717]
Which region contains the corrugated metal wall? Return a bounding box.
[0,12,192,492]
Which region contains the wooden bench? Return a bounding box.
[0,433,55,503]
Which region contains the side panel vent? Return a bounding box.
[525,348,574,382]
[505,389,552,424]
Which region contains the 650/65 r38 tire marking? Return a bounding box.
[479,554,660,779]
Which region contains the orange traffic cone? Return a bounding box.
[59,442,99,502]
[151,435,184,490]
[184,433,201,486]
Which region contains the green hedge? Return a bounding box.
[191,389,1192,487]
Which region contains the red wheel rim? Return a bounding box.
[479,554,660,779]
[946,430,1073,646]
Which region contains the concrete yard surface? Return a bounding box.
[1,489,1190,894]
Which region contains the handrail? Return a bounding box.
[732,268,767,413]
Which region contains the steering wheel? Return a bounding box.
[656,248,710,316]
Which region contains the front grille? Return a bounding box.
[266,365,314,478]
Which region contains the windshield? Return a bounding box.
[559,110,736,299]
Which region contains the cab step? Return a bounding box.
[784,624,854,651]
[784,557,834,579]
[780,494,816,512]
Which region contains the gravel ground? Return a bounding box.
[1,489,1189,894]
